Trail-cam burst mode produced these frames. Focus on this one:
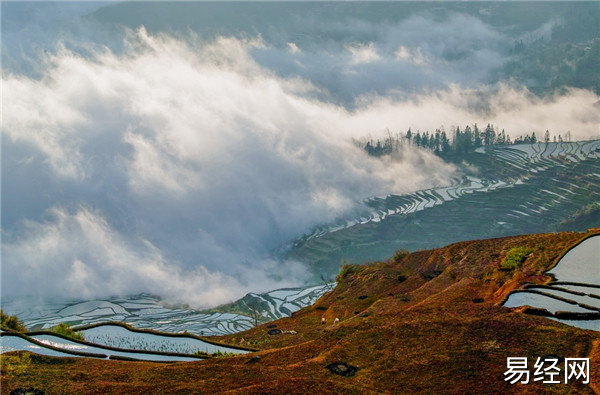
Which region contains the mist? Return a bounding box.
[2,2,598,308]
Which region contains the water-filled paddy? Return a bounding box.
[547,236,600,284]
[503,292,596,313]
[553,284,600,296]
[31,333,207,361]
[548,318,600,332]
[1,335,84,358]
[524,287,600,309]
[78,324,248,355]
[502,235,600,331]
[1,333,206,361]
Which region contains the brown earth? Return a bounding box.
[2,230,599,394]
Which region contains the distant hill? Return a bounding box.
[201,283,334,325]
[285,140,600,278]
[3,229,598,393]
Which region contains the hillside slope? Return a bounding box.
[2,229,599,394]
[287,141,600,277]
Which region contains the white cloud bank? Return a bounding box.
[2,24,598,307]
[2,30,456,306]
[2,207,299,307]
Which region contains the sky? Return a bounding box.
[2,2,599,308]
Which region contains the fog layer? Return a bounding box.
[2,3,598,307]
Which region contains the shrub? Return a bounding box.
[501,246,533,270]
[336,264,363,282]
[391,249,410,263]
[212,350,236,358]
[0,310,27,332]
[1,352,31,376]
[51,323,84,342]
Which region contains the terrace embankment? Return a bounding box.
[2,229,600,393]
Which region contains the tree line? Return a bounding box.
[358,124,573,158]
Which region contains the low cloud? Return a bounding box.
[2,5,598,307]
[2,30,456,306]
[2,207,304,307]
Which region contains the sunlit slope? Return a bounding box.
[4,230,599,394]
[287,141,600,277]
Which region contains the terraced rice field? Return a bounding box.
[210,283,335,321]
[503,235,600,331]
[287,140,600,277]
[1,322,253,361]
[0,333,206,361]
[1,285,333,336]
[0,295,248,335]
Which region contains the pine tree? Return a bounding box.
[484,124,495,146]
[422,132,429,148]
[375,140,383,156]
[452,127,461,152]
[463,125,473,153]
[415,132,422,147]
[473,124,482,147]
[441,131,450,154]
[433,130,441,153]
[499,130,506,145]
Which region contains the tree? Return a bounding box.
[440,130,450,154]
[433,129,441,153]
[415,132,422,147]
[385,128,394,154]
[484,124,495,146]
[498,129,507,145]
[473,124,482,147]
[544,130,550,143]
[531,132,537,143]
[248,307,261,327]
[463,126,473,153]
[422,132,429,148]
[243,301,263,326]
[375,140,383,156]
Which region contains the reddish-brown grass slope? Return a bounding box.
[2,230,599,394]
